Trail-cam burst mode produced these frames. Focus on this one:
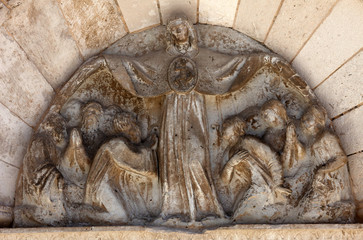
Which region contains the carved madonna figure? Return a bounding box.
[13,17,356,228]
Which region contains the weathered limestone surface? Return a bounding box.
[0,2,9,26]
[233,0,281,42]
[117,0,160,33]
[292,0,363,89]
[0,206,13,227]
[349,152,363,219]
[0,27,54,127]
[0,161,19,206]
[265,0,337,61]
[314,50,363,118]
[0,103,33,168]
[333,106,363,155]
[0,0,361,231]
[58,0,127,58]
[4,0,83,89]
[0,0,21,9]
[199,0,239,27]
[159,0,197,24]
[13,21,356,228]
[1,225,363,239]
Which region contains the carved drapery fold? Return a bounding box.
[13,18,356,228]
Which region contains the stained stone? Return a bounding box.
[116,0,160,33]
[265,0,337,61]
[0,3,9,26]
[314,50,363,118]
[2,225,363,239]
[291,0,363,89]
[0,27,54,126]
[4,0,83,89]
[333,106,363,155]
[0,161,19,207]
[58,0,127,58]
[234,0,282,42]
[13,18,356,228]
[199,0,239,27]
[0,103,33,168]
[159,0,197,24]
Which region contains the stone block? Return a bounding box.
[333,106,363,155]
[1,225,363,239]
[348,152,363,203]
[292,0,363,89]
[0,2,9,26]
[1,0,21,9]
[0,103,33,168]
[314,50,363,118]
[265,0,336,61]
[0,161,19,206]
[0,27,54,127]
[199,0,239,27]
[0,205,13,227]
[159,0,197,24]
[117,0,160,33]
[58,0,127,58]
[233,0,282,42]
[4,0,83,89]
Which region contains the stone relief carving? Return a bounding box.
[13,18,356,228]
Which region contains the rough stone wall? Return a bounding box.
[0,0,362,223]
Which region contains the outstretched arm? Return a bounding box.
[222,53,311,98]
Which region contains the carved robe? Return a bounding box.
[14,136,67,227]
[159,91,224,221]
[298,131,355,222]
[84,138,160,223]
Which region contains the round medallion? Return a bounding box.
[168,57,198,93]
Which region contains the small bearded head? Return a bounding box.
[82,102,103,132]
[113,112,141,144]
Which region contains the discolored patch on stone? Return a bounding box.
[0,27,54,126]
[0,2,9,26]
[58,0,127,58]
[0,103,33,168]
[4,0,83,89]
[116,0,160,33]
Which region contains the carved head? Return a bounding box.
[81,102,103,132]
[40,113,67,149]
[113,112,141,144]
[261,100,288,130]
[300,105,327,136]
[166,17,198,56]
[170,22,189,44]
[222,116,246,146]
